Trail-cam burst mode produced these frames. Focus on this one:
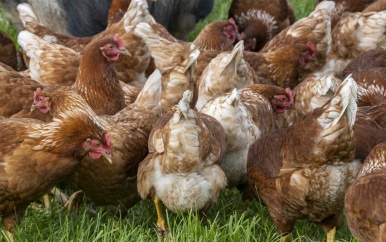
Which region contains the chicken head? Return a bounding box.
[223,18,239,44]
[32,87,50,114]
[100,34,128,61]
[299,42,316,69]
[271,88,293,113]
[82,133,112,163]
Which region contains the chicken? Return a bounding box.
[318,10,386,77]
[228,0,294,51]
[195,41,317,90]
[260,0,335,72]
[247,76,361,242]
[200,85,293,195]
[134,22,199,113]
[345,142,386,242]
[32,69,161,214]
[137,90,227,237]
[317,0,374,28]
[192,18,239,51]
[195,41,257,111]
[0,105,112,240]
[18,32,133,117]
[342,46,386,106]
[0,62,49,120]
[17,30,80,86]
[354,103,386,161]
[0,31,26,71]
[281,74,342,126]
[17,0,151,87]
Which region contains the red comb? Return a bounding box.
[34,87,42,100]
[113,34,125,49]
[104,133,112,148]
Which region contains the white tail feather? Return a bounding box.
[134,69,162,110]
[317,74,358,129]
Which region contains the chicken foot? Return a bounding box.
[63,190,97,216]
[153,195,169,238]
[63,190,85,214]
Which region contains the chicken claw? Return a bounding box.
[63,190,84,214]
[153,195,169,238]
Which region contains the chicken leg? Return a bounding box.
[326,227,336,242]
[153,195,168,238]
[280,234,289,242]
[5,231,14,242]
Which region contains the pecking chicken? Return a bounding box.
[200,84,293,196]
[192,18,239,52]
[345,142,386,242]
[342,46,386,107]
[134,22,199,113]
[195,41,258,111]
[229,0,294,51]
[17,0,151,87]
[137,90,227,237]
[195,41,317,90]
[32,69,162,215]
[260,0,335,72]
[18,32,136,116]
[280,74,342,127]
[0,104,112,240]
[247,76,361,242]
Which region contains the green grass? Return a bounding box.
[3,189,357,242]
[0,7,18,45]
[0,1,359,242]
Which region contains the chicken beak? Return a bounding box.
[102,151,113,164]
[120,48,131,56]
[30,103,37,112]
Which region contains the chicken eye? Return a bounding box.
[93,141,101,147]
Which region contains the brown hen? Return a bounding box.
[32,69,162,215]
[17,0,151,87]
[0,107,111,240]
[0,62,48,120]
[345,142,386,242]
[134,22,199,113]
[18,32,132,116]
[247,76,361,242]
[193,18,239,51]
[137,90,227,237]
[229,0,294,51]
[200,85,293,197]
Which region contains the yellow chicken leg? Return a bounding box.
[153,195,168,238]
[280,234,289,242]
[326,227,336,242]
[43,194,51,209]
[5,230,14,242]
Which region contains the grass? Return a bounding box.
[0,0,359,241]
[4,188,358,242]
